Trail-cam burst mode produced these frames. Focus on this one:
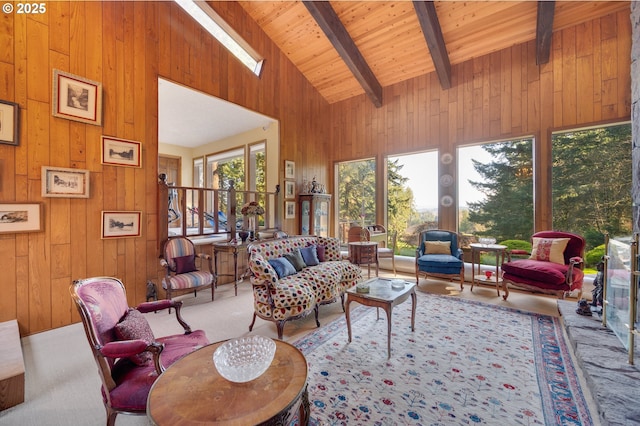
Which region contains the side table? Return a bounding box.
[348,241,379,278]
[469,243,509,296]
[212,241,250,296]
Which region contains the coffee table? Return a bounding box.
[345,278,416,358]
[147,339,309,425]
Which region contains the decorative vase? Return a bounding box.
[248,216,256,241]
[239,230,249,243]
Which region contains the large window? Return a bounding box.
[336,159,376,243]
[386,151,438,255]
[458,138,534,252]
[552,123,632,251]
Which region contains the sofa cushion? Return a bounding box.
[503,259,571,286]
[300,245,320,266]
[269,257,297,278]
[284,249,307,271]
[529,237,570,264]
[174,254,197,274]
[316,245,326,262]
[114,309,155,366]
[417,254,463,274]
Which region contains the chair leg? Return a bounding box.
[249,312,257,332]
[106,407,117,426]
[276,321,286,339]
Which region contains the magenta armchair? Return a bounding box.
[501,231,585,300]
[70,277,209,426]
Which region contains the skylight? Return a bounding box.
[174,0,264,77]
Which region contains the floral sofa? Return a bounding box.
[247,236,363,339]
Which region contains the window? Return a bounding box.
[249,142,266,193]
[206,148,245,220]
[386,151,439,255]
[551,123,632,250]
[458,138,534,254]
[336,159,376,244]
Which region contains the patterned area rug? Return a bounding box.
[293,293,593,426]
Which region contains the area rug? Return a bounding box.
[293,293,593,426]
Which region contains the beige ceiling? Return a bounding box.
[238,1,630,105]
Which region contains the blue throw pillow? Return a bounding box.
[300,245,319,266]
[268,257,297,279]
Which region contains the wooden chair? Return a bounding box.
[348,225,370,242]
[377,231,397,275]
[70,277,209,426]
[160,236,216,305]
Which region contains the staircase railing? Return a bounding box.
[158,174,281,248]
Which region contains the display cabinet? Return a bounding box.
[299,194,331,237]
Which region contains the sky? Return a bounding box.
[391,145,493,210]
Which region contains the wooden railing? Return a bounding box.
[158,174,281,248]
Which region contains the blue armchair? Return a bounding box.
[415,229,465,290]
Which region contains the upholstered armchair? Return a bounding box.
[501,231,585,300]
[160,236,216,304]
[70,276,209,426]
[415,229,465,290]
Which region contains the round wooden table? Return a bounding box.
[147,339,309,426]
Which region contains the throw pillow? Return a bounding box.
[529,237,570,264]
[316,244,326,262]
[268,257,297,279]
[174,254,197,274]
[115,309,155,366]
[424,240,451,255]
[284,249,307,271]
[300,245,319,266]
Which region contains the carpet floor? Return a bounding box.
[294,292,593,426]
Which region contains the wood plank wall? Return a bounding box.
[0,1,330,336]
[328,10,631,233]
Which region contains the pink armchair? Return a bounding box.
[501,231,585,300]
[70,276,209,426]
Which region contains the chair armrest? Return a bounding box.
[570,256,583,265]
[136,299,175,313]
[100,340,149,359]
[454,248,464,260]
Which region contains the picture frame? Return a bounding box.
[41,166,90,198]
[285,201,296,219]
[0,100,19,146]
[284,160,295,179]
[0,203,43,234]
[101,136,142,168]
[52,69,103,126]
[284,180,296,199]
[101,211,142,239]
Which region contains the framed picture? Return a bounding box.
[101,211,142,239]
[41,166,90,198]
[284,180,296,199]
[0,100,19,146]
[284,160,295,179]
[0,203,43,234]
[101,136,142,167]
[285,201,296,219]
[52,69,103,126]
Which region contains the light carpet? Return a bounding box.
[294,292,593,426]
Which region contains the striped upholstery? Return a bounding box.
[161,237,215,304]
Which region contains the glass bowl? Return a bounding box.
[213,335,276,383]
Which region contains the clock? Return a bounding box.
[440,174,454,187]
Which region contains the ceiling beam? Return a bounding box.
[536,1,555,65]
[413,1,451,90]
[303,1,383,107]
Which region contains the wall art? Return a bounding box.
[0,203,43,234]
[101,211,142,239]
[41,166,90,198]
[101,136,142,167]
[0,100,19,146]
[52,69,102,126]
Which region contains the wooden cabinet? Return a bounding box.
[299,194,331,237]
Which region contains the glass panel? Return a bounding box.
[336,158,376,244]
[315,199,329,237]
[301,200,310,235]
[605,238,633,350]
[457,138,534,265]
[386,151,438,256]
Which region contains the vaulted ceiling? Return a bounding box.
[237,1,630,106]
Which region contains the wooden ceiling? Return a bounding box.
[237,1,630,106]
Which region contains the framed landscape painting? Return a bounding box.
[42,166,90,198]
[52,69,103,126]
[101,211,142,239]
[0,203,43,234]
[285,201,296,219]
[284,180,296,199]
[101,136,142,167]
